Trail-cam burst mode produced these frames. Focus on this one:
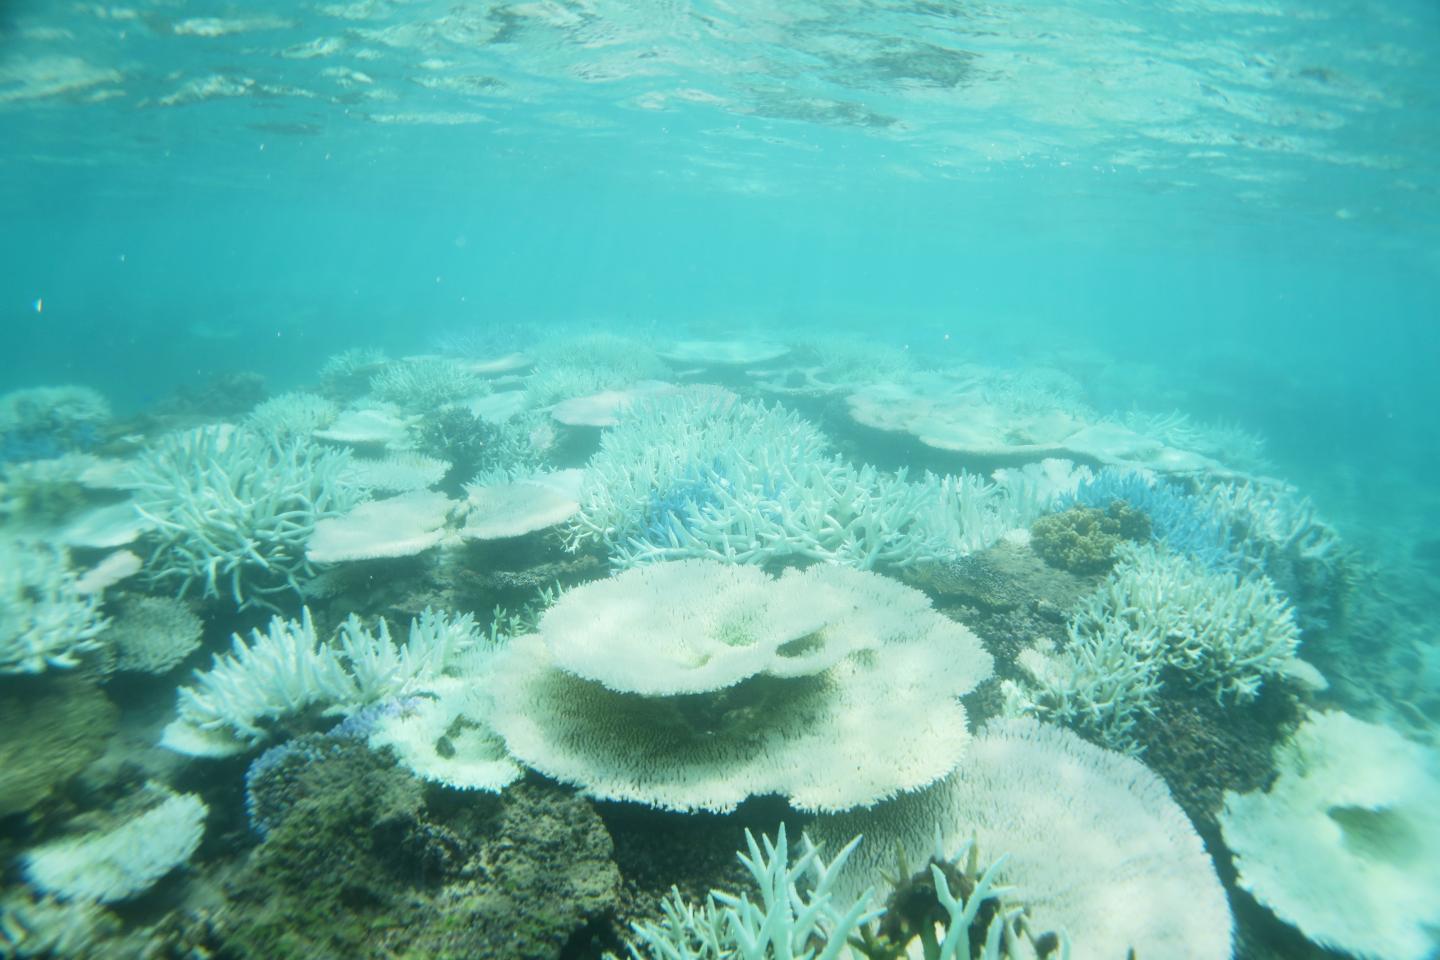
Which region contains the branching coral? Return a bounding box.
[246,391,339,440]
[1063,467,1236,570]
[161,606,485,756]
[569,388,1031,570]
[369,356,484,410]
[1004,543,1299,752]
[128,426,362,607]
[0,538,108,674]
[618,824,1063,960]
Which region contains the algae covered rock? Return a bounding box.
[217,737,620,960]
[0,675,117,818]
[1030,502,1149,574]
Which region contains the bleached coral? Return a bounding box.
[490,560,992,813]
[128,426,362,606]
[161,606,485,756]
[1220,711,1440,960]
[0,538,108,674]
[1004,543,1300,752]
[815,719,1232,960]
[525,331,668,406]
[106,595,203,674]
[569,388,1010,569]
[23,786,206,904]
[365,676,521,792]
[162,607,353,755]
[344,452,450,493]
[369,356,483,410]
[620,824,880,960]
[459,469,583,540]
[338,606,484,702]
[246,391,339,440]
[307,490,458,562]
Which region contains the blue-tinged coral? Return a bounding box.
[0,538,108,674]
[569,388,1029,569]
[127,425,362,607]
[1063,467,1237,570]
[245,734,354,838]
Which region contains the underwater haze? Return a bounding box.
[2,1,1440,958]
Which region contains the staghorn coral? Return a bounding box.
[369,356,484,410]
[1062,466,1237,570]
[127,425,362,607]
[245,391,339,440]
[619,824,1059,960]
[161,606,486,756]
[569,388,1028,570]
[1003,543,1299,752]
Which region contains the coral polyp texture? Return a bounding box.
[489,558,993,813]
[127,425,362,606]
[0,538,108,674]
[1220,711,1440,960]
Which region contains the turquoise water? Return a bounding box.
[5,0,1438,498]
[3,1,1440,957]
